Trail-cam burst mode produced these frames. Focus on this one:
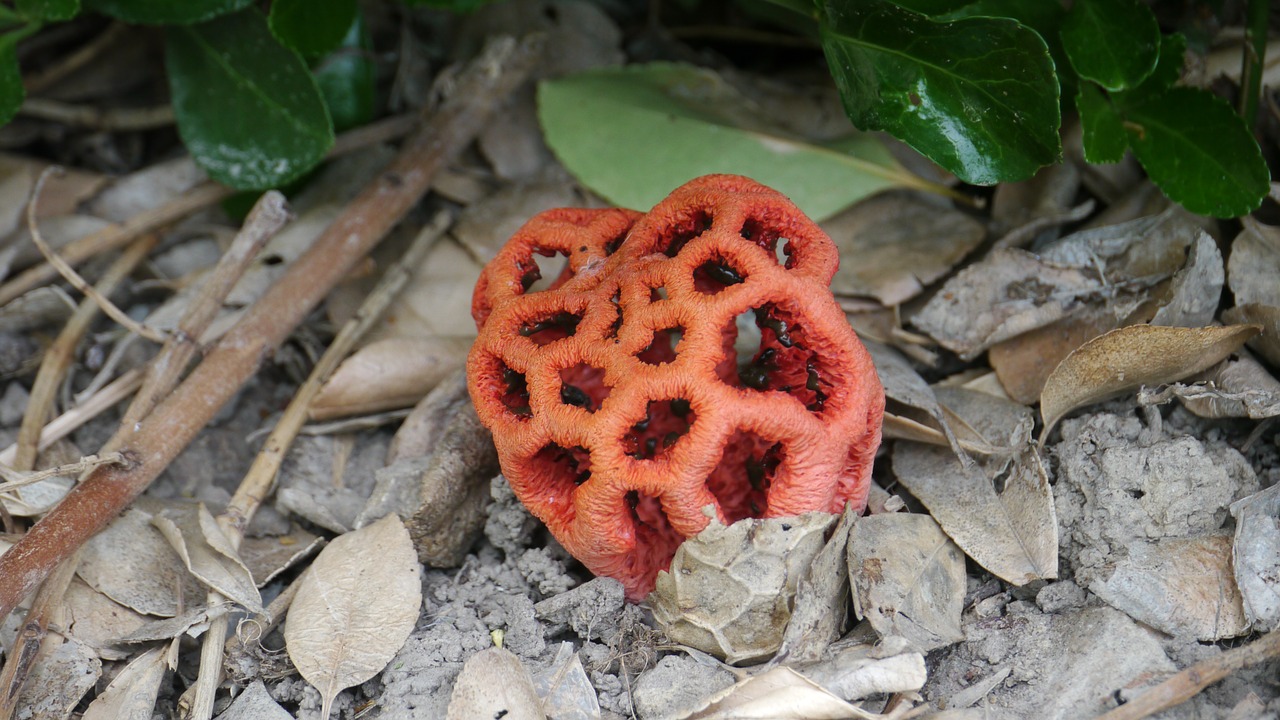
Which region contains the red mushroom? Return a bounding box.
[468,175,884,600]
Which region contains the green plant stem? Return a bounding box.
[1240,0,1269,129]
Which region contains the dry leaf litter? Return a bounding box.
[0,2,1275,720]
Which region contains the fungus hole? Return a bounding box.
[532,443,593,493]
[659,209,713,257]
[727,304,836,414]
[623,398,696,460]
[498,363,532,419]
[605,290,623,341]
[638,326,683,365]
[519,248,572,293]
[519,310,581,346]
[604,232,626,256]
[707,431,783,522]
[559,363,610,413]
[693,256,746,294]
[649,285,668,303]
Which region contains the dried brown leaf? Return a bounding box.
[1039,324,1260,438]
[774,504,856,664]
[77,506,203,617]
[284,514,423,720]
[1231,484,1280,632]
[447,647,547,720]
[81,643,173,720]
[824,192,985,305]
[1089,533,1248,641]
[1226,218,1280,306]
[848,513,965,652]
[152,503,263,614]
[892,445,1056,585]
[1139,354,1280,420]
[1223,304,1280,367]
[989,308,1119,405]
[309,336,471,421]
[683,667,873,720]
[1150,233,1223,328]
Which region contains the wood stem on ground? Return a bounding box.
[0,33,541,628]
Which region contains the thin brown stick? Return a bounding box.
[18,99,175,131]
[26,169,168,343]
[0,34,541,624]
[11,234,158,470]
[0,368,143,467]
[188,211,451,719]
[0,555,77,720]
[117,191,291,433]
[23,23,128,94]
[1094,630,1280,720]
[0,109,425,310]
[0,182,232,308]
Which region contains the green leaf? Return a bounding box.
[165,8,333,190]
[84,0,251,24]
[1077,82,1126,163]
[16,0,78,21]
[1116,32,1185,107]
[1061,0,1159,91]
[1124,87,1269,218]
[538,63,936,221]
[0,36,23,128]
[818,0,1060,185]
[933,0,1070,96]
[313,12,374,132]
[269,0,356,58]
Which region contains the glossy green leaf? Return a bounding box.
[1077,83,1126,164]
[269,0,356,58]
[818,0,1060,185]
[313,12,374,132]
[85,0,251,24]
[1116,33,1185,108]
[1125,87,1269,218]
[538,63,934,221]
[0,36,22,128]
[166,8,333,190]
[1061,0,1159,91]
[16,0,78,21]
[934,0,1070,96]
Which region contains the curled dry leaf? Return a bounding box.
[823,192,985,306]
[651,511,835,665]
[217,680,295,720]
[1088,533,1249,641]
[446,646,546,720]
[530,642,601,720]
[1039,324,1261,439]
[988,307,1119,405]
[1149,232,1224,328]
[1138,354,1280,420]
[773,504,857,665]
[152,503,263,614]
[847,513,965,652]
[77,506,203,617]
[1226,218,1280,307]
[309,336,472,421]
[1223,304,1280,367]
[911,248,1099,360]
[81,643,174,720]
[1231,484,1280,632]
[792,639,927,702]
[683,666,873,720]
[285,514,423,720]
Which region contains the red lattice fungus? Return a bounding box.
[468,175,884,600]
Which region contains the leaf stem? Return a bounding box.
[1239,0,1268,130]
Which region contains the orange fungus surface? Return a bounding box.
[467,175,884,601]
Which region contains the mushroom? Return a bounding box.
[468,175,884,600]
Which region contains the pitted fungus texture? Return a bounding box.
[467,175,884,600]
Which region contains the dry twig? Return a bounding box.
[0,33,542,627]
[1095,630,1280,720]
